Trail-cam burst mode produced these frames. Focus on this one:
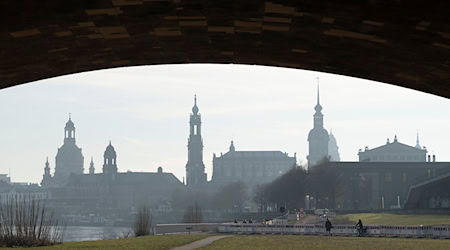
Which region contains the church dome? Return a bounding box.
[329,132,337,144]
[56,143,83,160]
[308,127,329,141]
[104,141,117,157]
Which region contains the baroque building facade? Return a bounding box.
[50,142,183,214]
[211,141,296,187]
[358,135,427,162]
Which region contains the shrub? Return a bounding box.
[132,205,152,237]
[0,199,65,247]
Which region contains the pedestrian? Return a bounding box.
[356,219,364,236]
[325,218,333,236]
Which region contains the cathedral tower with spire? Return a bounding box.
[185,95,207,186]
[307,84,329,169]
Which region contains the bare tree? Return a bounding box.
[0,199,65,247]
[308,158,345,209]
[211,182,248,212]
[132,205,152,236]
[182,201,203,223]
[252,184,267,212]
[262,165,308,210]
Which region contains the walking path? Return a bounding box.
[171,235,232,250]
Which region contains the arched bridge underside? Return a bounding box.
[1,0,449,98]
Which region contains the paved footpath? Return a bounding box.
[170,235,233,250]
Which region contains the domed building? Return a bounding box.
[307,85,330,169]
[328,129,341,162]
[43,115,84,187]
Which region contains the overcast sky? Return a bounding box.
[1,64,449,183]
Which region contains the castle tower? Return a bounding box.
[307,84,329,169]
[103,141,117,174]
[89,157,95,174]
[185,95,207,186]
[54,114,84,185]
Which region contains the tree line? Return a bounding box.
[171,158,345,216]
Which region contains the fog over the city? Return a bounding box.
[1,64,449,183]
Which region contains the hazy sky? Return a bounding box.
[1,64,450,183]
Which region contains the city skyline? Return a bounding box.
[1,64,450,183]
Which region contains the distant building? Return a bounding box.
[358,135,427,162]
[41,115,84,187]
[307,85,329,169]
[51,142,183,213]
[0,182,51,205]
[328,129,341,162]
[0,174,11,184]
[211,141,296,187]
[332,161,450,210]
[185,95,207,187]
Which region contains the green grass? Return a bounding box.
[335,213,450,226]
[6,234,209,250]
[200,235,450,250]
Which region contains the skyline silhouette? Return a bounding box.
[1,64,449,183]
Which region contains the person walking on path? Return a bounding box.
[325,218,333,236]
[356,219,364,236]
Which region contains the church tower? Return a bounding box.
[89,157,95,174]
[307,84,329,169]
[41,157,53,187]
[44,157,51,177]
[185,95,207,186]
[415,132,422,149]
[103,141,117,175]
[54,115,84,185]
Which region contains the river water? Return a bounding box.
[63,226,131,242]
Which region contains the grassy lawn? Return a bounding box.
[7,234,209,250]
[334,213,450,226]
[200,235,450,250]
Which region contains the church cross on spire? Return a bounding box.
[316,77,320,105]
